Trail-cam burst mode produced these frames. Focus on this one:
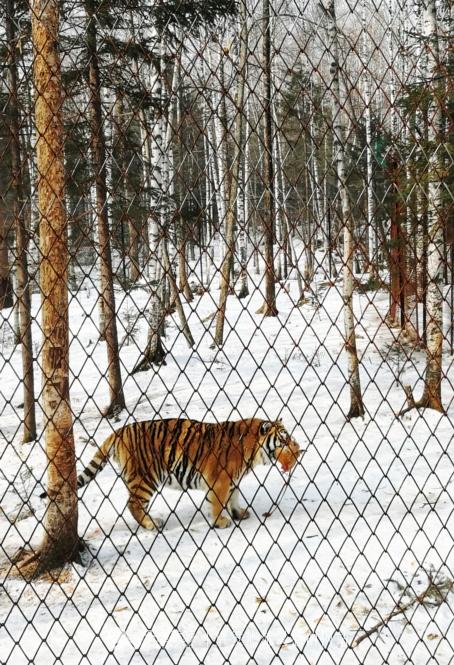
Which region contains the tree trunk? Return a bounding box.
[0,214,13,310]
[362,0,378,278]
[133,37,168,371]
[308,92,324,240]
[388,158,405,325]
[257,0,278,316]
[417,0,445,411]
[213,0,248,345]
[112,89,141,283]
[323,0,365,419]
[237,150,249,299]
[178,224,193,301]
[85,0,125,416]
[206,55,228,286]
[6,0,36,442]
[136,103,152,274]
[162,240,194,348]
[238,92,251,299]
[15,0,81,579]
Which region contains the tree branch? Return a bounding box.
[352,571,451,648]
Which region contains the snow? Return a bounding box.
[1,261,454,664]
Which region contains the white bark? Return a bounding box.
[419,0,445,410]
[207,51,228,243]
[362,0,376,276]
[323,0,364,418]
[237,150,249,297]
[414,0,427,304]
[308,93,323,227]
[141,33,167,365]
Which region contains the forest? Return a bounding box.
[0,0,453,657]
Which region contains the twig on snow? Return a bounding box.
[352,570,452,648]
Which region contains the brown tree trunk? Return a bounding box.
[178,226,193,301]
[85,0,125,416]
[15,0,81,579]
[256,0,278,317]
[0,214,13,309]
[6,0,36,442]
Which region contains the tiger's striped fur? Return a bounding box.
[76,418,302,530]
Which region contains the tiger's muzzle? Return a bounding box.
[274,440,304,473]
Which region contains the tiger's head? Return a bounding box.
[257,420,303,473]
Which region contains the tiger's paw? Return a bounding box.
[143,517,163,531]
[151,517,164,531]
[232,507,250,521]
[213,515,232,529]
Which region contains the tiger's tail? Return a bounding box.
[76,433,116,489]
[39,433,115,498]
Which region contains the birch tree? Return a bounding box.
[133,34,169,370]
[401,0,446,414]
[362,0,377,278]
[134,34,194,370]
[213,0,248,346]
[322,0,365,419]
[6,0,36,442]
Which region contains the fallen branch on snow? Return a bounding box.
[351,569,453,648]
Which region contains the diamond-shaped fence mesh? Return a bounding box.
[1,0,454,662]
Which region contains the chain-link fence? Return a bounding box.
[1,0,454,662]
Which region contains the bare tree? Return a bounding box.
[133,36,168,371]
[322,0,365,419]
[214,0,248,346]
[0,215,13,310]
[85,0,125,416]
[15,0,81,579]
[361,0,377,278]
[257,0,278,316]
[401,0,446,414]
[6,0,36,442]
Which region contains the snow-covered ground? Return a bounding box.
[1,260,454,664]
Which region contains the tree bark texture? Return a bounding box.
[323,0,365,419]
[257,0,278,316]
[0,214,13,310]
[214,0,248,346]
[6,0,37,442]
[133,37,168,371]
[85,0,125,415]
[17,0,80,578]
[418,0,445,411]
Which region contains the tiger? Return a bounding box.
[70,418,302,530]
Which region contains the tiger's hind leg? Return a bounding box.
[127,481,163,531]
[229,488,250,521]
[208,473,232,529]
[127,498,163,530]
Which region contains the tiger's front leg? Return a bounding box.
[229,488,250,521]
[208,473,232,529]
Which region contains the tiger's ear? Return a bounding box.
[260,421,272,435]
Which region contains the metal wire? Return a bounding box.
[0,0,453,662]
